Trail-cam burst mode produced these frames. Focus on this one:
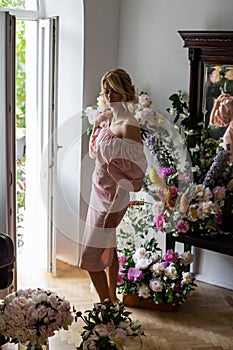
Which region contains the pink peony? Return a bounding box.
[149,278,163,292]
[163,250,179,265]
[176,219,190,233]
[154,213,166,232]
[127,268,145,283]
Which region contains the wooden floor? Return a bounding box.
[2,259,233,350]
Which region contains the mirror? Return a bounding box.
[204,64,233,122]
[203,64,233,138]
[178,31,233,130]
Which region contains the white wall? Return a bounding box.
[80,0,121,239]
[43,0,84,265]
[82,0,121,107]
[118,0,233,115]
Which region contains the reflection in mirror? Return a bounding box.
[203,64,233,138]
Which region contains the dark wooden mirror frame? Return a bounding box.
[166,31,233,257]
[179,30,233,127]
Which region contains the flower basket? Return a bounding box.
[117,241,197,308]
[123,294,179,312]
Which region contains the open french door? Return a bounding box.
[38,17,59,276]
[0,12,16,290]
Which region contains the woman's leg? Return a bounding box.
[89,250,119,303]
[88,270,110,302]
[106,250,119,303]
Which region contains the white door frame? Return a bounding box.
[0,11,16,290]
[38,17,59,276]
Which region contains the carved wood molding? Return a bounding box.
[179,31,233,47]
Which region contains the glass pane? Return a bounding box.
[0,0,38,11]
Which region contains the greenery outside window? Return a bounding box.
[0,0,42,247]
[0,0,39,11]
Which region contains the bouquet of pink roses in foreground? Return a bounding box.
[118,240,197,305]
[0,288,73,349]
[75,299,144,350]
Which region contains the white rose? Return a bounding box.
[151,262,165,276]
[164,263,178,279]
[137,283,151,298]
[135,257,151,270]
[181,272,192,285]
[85,107,100,125]
[180,251,194,266]
[133,248,147,262]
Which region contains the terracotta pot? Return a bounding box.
[123,294,179,312]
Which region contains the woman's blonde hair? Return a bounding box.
[101,68,136,103]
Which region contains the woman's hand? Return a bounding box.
[94,110,112,128]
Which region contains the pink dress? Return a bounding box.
[79,122,148,271]
[210,95,233,161]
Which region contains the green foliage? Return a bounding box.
[117,202,156,252]
[167,90,222,183]
[16,19,26,129]
[16,156,25,208]
[166,89,189,123]
[0,2,26,128]
[0,0,26,9]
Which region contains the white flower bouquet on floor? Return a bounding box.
[75,299,144,350]
[0,288,74,349]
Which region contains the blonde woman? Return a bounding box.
[79,68,147,303]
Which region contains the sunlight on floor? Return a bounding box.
[17,211,48,290]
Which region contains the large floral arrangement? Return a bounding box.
[143,90,233,237]
[117,239,196,305]
[75,299,144,350]
[0,288,74,349]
